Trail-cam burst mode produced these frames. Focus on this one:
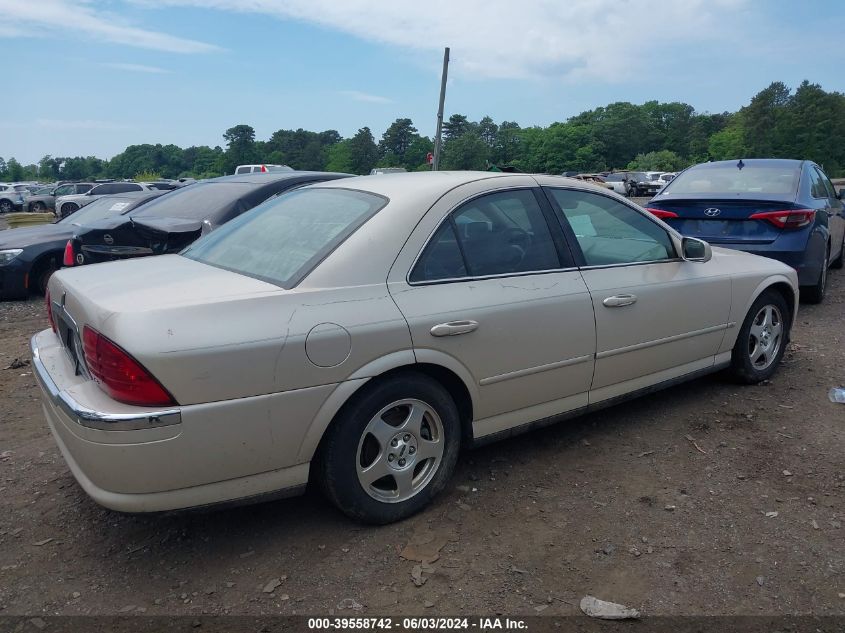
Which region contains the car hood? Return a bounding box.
[0,223,72,249]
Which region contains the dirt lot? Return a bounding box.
[0,230,843,620]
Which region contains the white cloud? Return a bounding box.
[101,62,172,73]
[133,0,747,79]
[0,0,219,53]
[35,119,129,130]
[340,90,393,104]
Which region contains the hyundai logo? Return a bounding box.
[704,208,722,217]
[103,234,114,245]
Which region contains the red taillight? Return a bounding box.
[45,289,56,333]
[749,209,815,230]
[646,208,679,219]
[63,240,74,266]
[82,326,176,407]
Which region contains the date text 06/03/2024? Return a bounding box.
[306,617,528,630]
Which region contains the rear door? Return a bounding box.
[544,186,732,404]
[388,178,596,439]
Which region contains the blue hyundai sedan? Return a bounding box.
[646,159,845,303]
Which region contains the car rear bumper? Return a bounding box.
[31,329,320,512]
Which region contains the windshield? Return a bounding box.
[58,196,141,225]
[182,188,386,288]
[132,182,254,220]
[666,164,800,195]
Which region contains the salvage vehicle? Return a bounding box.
[645,159,845,303]
[65,171,350,266]
[33,172,798,524]
[0,191,165,299]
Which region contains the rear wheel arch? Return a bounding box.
[301,360,476,466]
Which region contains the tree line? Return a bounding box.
[2,80,843,183]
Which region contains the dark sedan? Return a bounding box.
[0,191,165,299]
[646,159,845,303]
[66,171,350,267]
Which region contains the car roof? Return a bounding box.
[691,158,804,170]
[208,171,348,184]
[311,171,529,199]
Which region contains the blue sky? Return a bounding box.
[2,0,844,165]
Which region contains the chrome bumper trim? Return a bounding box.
[31,335,182,431]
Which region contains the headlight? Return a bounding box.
[0,249,23,265]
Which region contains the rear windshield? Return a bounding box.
[182,188,386,288]
[58,196,141,224]
[667,164,800,195]
[133,182,254,220]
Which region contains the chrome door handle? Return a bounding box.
[602,294,637,308]
[430,320,479,337]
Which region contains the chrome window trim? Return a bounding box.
[578,257,684,271]
[31,335,182,431]
[406,265,581,287]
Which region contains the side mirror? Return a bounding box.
[838,188,844,200]
[681,236,712,263]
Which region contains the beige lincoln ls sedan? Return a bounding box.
[32,172,799,523]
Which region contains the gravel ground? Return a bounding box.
[0,212,843,620]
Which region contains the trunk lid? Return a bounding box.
[73,216,204,265]
[47,255,292,404]
[648,197,801,244]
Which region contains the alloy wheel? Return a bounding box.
[747,304,783,370]
[356,398,444,503]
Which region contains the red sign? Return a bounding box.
[426,152,433,165]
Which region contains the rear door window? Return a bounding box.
[410,189,564,282]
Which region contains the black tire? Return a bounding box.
[35,260,58,295]
[0,199,13,213]
[728,289,791,384]
[60,203,79,218]
[30,201,46,212]
[831,236,844,270]
[317,372,461,524]
[800,244,829,304]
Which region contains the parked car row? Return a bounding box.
[20,168,811,526]
[0,172,348,300]
[0,179,194,217]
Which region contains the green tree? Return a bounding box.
[379,118,417,164]
[627,150,687,172]
[325,140,354,173]
[441,132,489,170]
[492,121,521,165]
[6,158,24,181]
[477,116,498,147]
[442,114,472,141]
[222,124,258,174]
[347,127,379,174]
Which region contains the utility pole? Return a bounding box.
[432,47,450,171]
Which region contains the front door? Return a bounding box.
[388,181,596,439]
[544,186,732,403]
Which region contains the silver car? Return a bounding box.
[33,172,798,523]
[55,182,153,218]
[26,182,95,212]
